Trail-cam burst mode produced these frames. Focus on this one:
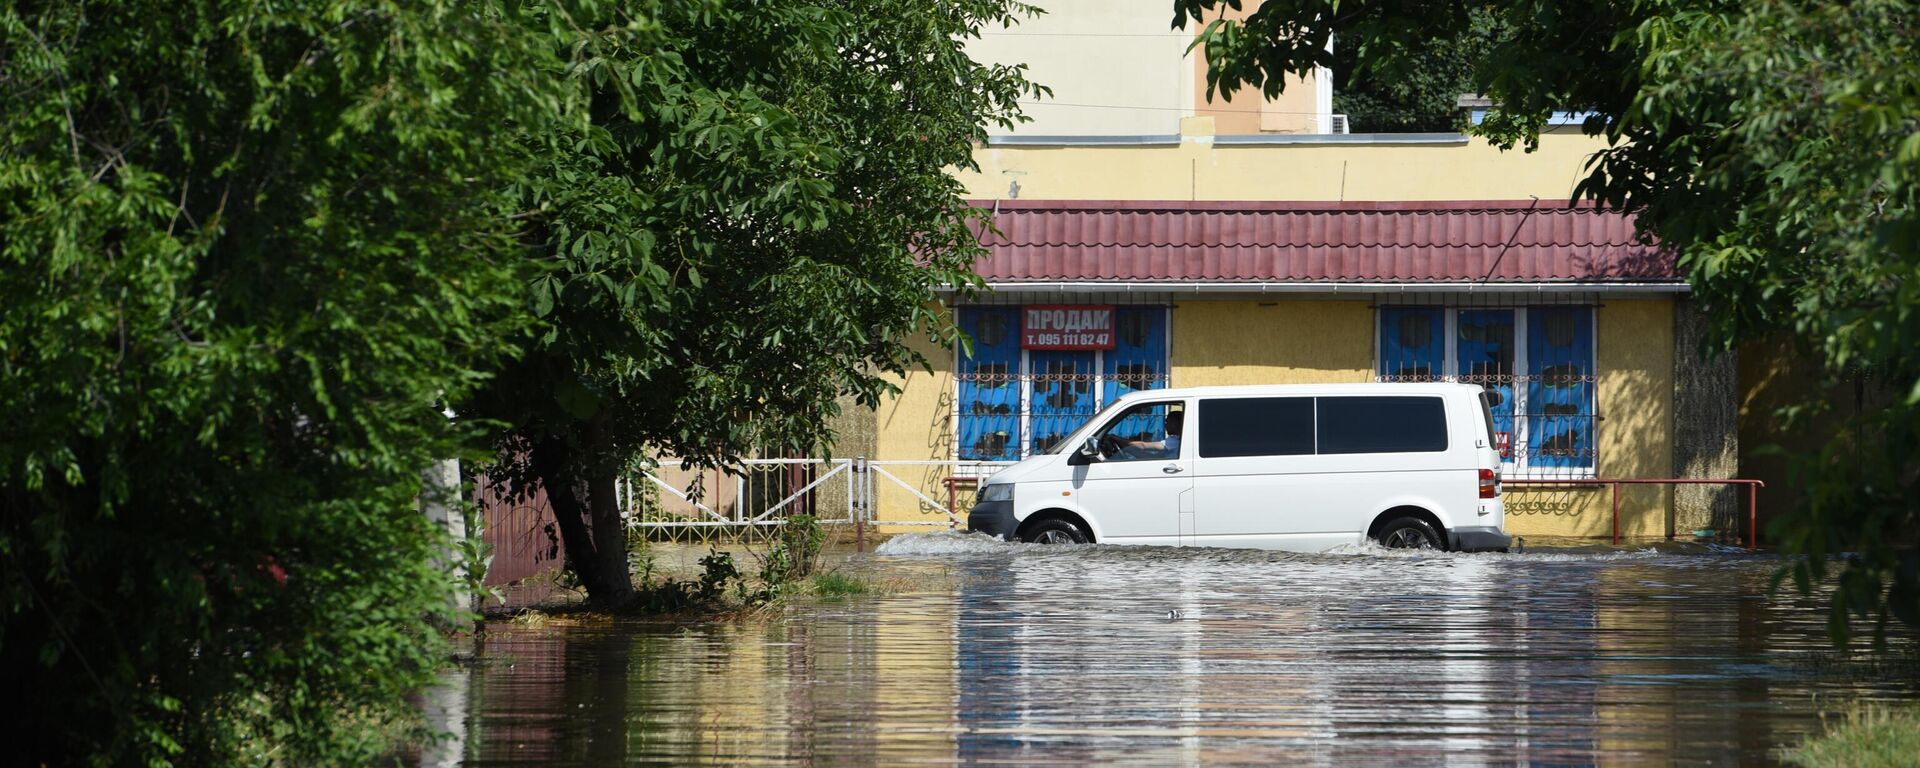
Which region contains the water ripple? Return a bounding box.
[460,535,1917,766]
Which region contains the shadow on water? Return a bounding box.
[458,534,1918,766]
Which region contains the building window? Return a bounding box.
[956,305,1169,461]
[1377,306,1596,477]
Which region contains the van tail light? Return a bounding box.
[1479,469,1500,499]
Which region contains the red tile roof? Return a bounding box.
[971,200,1676,283]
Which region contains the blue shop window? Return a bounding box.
[956,307,1020,461]
[1378,305,1596,474]
[1098,306,1170,448]
[1379,307,1444,380]
[1526,307,1595,469]
[1029,350,1095,455]
[1103,306,1170,401]
[1457,309,1518,466]
[957,305,1168,460]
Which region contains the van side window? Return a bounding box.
[1197,397,1314,458]
[1316,396,1448,454]
[1091,401,1184,461]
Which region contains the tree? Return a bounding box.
[1329,9,1498,133]
[1173,0,1919,642]
[1,2,554,764]
[464,0,1041,603]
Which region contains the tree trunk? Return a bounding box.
[529,431,633,605]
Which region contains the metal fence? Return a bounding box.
[473,478,563,586]
[619,458,1017,545]
[479,458,1015,579]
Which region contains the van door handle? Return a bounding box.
[1162,464,1184,474]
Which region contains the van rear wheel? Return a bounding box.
[1376,517,1443,550]
[1022,518,1089,545]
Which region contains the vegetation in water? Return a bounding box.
[1174,0,1920,646]
[757,515,827,587]
[464,0,1043,606]
[0,0,1038,764]
[1,2,551,764]
[810,572,871,598]
[1787,702,1920,768]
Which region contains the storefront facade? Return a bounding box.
[854,129,1735,542]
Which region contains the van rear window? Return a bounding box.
[1316,396,1448,454]
[1197,397,1314,458]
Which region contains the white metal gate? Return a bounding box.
[622,457,1014,542]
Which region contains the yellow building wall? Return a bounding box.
[867,299,1680,543]
[1170,300,1373,385]
[957,130,1604,203]
[871,329,967,532]
[864,134,1677,540]
[1504,300,1676,540]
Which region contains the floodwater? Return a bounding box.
[456,535,1918,766]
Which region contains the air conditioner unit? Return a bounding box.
[1328,114,1350,134]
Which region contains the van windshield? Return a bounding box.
[1048,399,1129,454]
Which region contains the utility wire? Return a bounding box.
[1017,99,1338,117]
[1480,195,1541,282]
[979,31,1200,38]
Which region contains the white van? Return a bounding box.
[966,383,1509,552]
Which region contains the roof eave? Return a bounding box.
[942,280,1690,295]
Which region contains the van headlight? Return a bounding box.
[978,483,1014,503]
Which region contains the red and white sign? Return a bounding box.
[1021,305,1116,350]
[1495,431,1513,459]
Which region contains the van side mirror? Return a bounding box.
[1068,436,1100,466]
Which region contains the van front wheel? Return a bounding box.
[1376,517,1443,550]
[1022,519,1089,545]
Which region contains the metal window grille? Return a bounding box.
[1375,297,1599,479]
[956,304,1170,461]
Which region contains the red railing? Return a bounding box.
[944,476,980,530]
[1509,478,1765,549]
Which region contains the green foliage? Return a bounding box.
[0,1,556,764]
[1330,10,1500,133]
[630,550,769,612]
[1788,702,1920,768]
[2,0,1037,760]
[468,0,1040,601]
[489,0,1038,457]
[459,499,506,612]
[1175,0,1920,643]
[759,514,827,586]
[810,571,870,597]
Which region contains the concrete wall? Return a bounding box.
[1189,1,1331,135]
[1736,338,1809,525]
[1734,335,1887,533]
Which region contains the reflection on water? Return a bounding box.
[461,535,1917,766]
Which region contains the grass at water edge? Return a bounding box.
[1786,702,1920,768]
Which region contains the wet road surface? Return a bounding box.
[458,535,1918,766]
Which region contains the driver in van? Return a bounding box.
[1123,409,1183,458]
